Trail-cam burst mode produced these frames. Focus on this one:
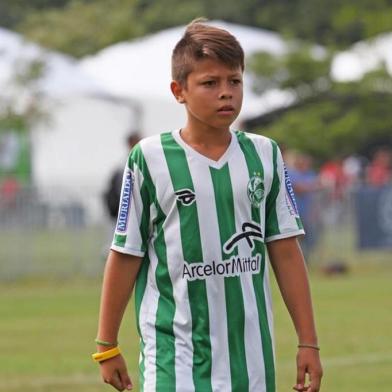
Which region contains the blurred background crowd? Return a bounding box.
[284,146,392,262]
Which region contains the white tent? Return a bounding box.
[78,22,392,140]
[79,21,295,136]
[331,32,392,82]
[0,28,139,222]
[0,27,106,97]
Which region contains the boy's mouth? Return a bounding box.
[217,105,235,113]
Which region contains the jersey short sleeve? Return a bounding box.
[265,141,305,242]
[111,144,152,257]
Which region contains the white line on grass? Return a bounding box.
[1,374,100,390]
[2,353,392,390]
[322,352,392,367]
[279,351,392,369]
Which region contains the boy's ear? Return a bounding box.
[170,80,186,104]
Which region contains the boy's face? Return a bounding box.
[171,59,243,132]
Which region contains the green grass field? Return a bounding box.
[1,261,391,391]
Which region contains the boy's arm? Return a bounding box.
[267,237,323,392]
[96,249,142,391]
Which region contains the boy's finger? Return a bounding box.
[294,363,306,392]
[111,371,125,391]
[308,369,322,392]
[293,385,308,392]
[119,369,133,390]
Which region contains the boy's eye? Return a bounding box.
[202,80,216,86]
[230,79,242,85]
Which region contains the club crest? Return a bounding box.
[247,173,264,207]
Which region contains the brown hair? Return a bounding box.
[172,18,245,86]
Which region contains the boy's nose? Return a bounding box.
[219,91,232,99]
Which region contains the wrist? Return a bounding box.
[95,337,118,352]
[297,332,318,346]
[297,332,319,350]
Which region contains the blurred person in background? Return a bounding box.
[366,147,391,187]
[342,154,365,190]
[319,157,348,201]
[286,152,322,260]
[103,132,141,224]
[319,157,349,226]
[0,176,21,208]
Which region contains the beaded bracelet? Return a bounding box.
[95,338,118,347]
[298,343,320,351]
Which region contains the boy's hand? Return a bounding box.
[293,347,323,392]
[100,354,133,391]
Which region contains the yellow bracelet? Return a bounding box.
[92,346,121,363]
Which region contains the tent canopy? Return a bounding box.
[0,27,105,98]
[79,21,294,135]
[331,32,392,82]
[79,21,287,99]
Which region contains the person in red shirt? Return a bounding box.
[366,148,391,187]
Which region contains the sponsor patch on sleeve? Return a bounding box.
[284,165,300,217]
[116,169,134,233]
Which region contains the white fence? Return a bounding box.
[0,185,111,281]
[1,184,391,281]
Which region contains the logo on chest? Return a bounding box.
[175,189,196,206]
[223,222,263,253]
[247,173,264,207]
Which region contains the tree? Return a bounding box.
[133,0,204,33]
[252,0,392,48]
[0,0,72,28]
[0,58,48,183]
[0,58,47,132]
[246,49,392,161]
[17,0,143,57]
[12,0,392,57]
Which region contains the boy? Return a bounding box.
[93,19,323,392]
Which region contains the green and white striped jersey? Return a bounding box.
[112,129,304,392]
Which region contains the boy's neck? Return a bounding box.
[179,125,232,161]
[180,125,231,146]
